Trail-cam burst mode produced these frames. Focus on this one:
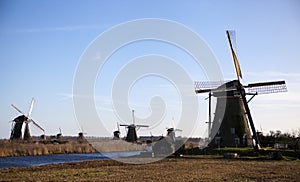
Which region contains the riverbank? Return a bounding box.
[0,139,95,157]
[1,157,300,181]
[0,137,149,157]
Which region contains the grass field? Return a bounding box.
[1,157,299,181]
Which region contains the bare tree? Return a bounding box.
[275,130,281,138]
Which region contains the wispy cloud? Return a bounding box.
[57,92,116,112]
[16,24,103,33]
[56,93,112,102]
[225,71,300,80]
[245,71,300,79]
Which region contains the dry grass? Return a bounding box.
[0,139,95,157]
[1,157,299,181]
[0,138,147,157]
[88,138,146,152]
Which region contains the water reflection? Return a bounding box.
[0,151,141,169]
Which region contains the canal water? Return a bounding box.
[0,151,142,169]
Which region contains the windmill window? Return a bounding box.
[215,137,221,145]
[230,128,235,135]
[218,119,222,124]
[234,137,240,145]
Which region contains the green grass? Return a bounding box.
[183,146,300,160]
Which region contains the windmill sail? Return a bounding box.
[226,30,242,80]
[27,98,35,117]
[245,80,287,95]
[11,104,25,115]
[30,119,45,132]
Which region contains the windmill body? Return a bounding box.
[124,124,138,142]
[10,115,27,139]
[209,80,253,147]
[166,127,182,153]
[195,31,287,149]
[113,130,121,140]
[152,127,183,156]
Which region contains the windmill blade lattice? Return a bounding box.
[194,81,229,91]
[194,81,228,93]
[245,81,287,95]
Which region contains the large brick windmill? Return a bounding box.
[195,31,287,149]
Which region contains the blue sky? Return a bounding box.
[0,1,299,138]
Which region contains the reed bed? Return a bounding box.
[0,139,95,157]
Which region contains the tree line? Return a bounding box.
[258,129,300,150]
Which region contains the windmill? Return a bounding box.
[78,127,87,139]
[165,119,183,154]
[57,127,62,138]
[195,30,287,150]
[10,98,45,140]
[120,110,149,142]
[77,127,87,143]
[113,122,121,140]
[166,118,182,145]
[152,120,183,156]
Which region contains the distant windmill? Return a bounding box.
[165,119,183,154]
[10,98,45,140]
[78,126,87,139]
[195,30,287,150]
[166,118,182,145]
[120,110,149,142]
[113,122,121,140]
[78,127,87,142]
[152,119,183,156]
[57,127,62,138]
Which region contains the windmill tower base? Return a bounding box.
[209,95,253,148]
[125,125,138,142]
[23,123,31,141]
